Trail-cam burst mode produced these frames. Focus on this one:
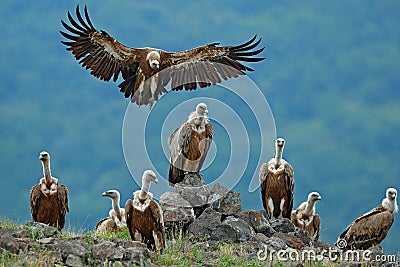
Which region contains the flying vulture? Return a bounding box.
[30,151,69,230]
[125,170,165,251]
[291,192,321,240]
[336,188,398,250]
[95,190,127,233]
[168,103,213,185]
[259,138,294,220]
[60,5,265,107]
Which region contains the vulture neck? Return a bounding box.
[304,200,316,216]
[383,197,398,213]
[42,160,52,185]
[112,197,122,219]
[274,146,283,167]
[139,181,151,201]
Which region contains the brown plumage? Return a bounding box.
[336,188,398,250]
[95,190,126,233]
[259,138,294,220]
[168,103,213,185]
[125,170,165,251]
[291,192,321,240]
[30,151,69,230]
[60,5,265,106]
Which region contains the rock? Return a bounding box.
[210,224,237,242]
[250,233,269,244]
[293,227,312,247]
[124,242,151,266]
[208,183,241,215]
[92,240,120,260]
[188,207,222,237]
[264,236,288,251]
[65,254,83,267]
[37,237,55,244]
[272,232,305,249]
[46,238,89,259]
[234,210,271,233]
[270,218,296,233]
[174,173,210,217]
[338,262,362,267]
[23,222,59,238]
[222,216,256,242]
[159,191,195,232]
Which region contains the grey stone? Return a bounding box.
[250,233,269,244]
[270,218,296,233]
[65,254,83,267]
[188,207,222,237]
[234,210,270,233]
[174,173,210,216]
[37,237,55,244]
[47,238,89,258]
[210,224,237,242]
[208,183,241,215]
[272,232,305,249]
[222,216,256,242]
[23,221,59,238]
[294,227,313,247]
[159,191,195,232]
[264,236,288,251]
[92,240,120,260]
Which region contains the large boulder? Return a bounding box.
[233,210,271,233]
[210,216,255,242]
[188,207,222,237]
[174,173,210,217]
[159,191,195,232]
[270,218,296,233]
[208,183,241,215]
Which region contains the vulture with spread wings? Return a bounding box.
[60,5,265,106]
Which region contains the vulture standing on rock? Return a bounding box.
[291,192,321,240]
[259,138,294,220]
[125,170,165,251]
[60,5,265,107]
[30,151,69,230]
[336,187,398,250]
[168,103,213,185]
[95,190,127,233]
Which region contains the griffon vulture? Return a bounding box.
[336,188,398,250]
[60,5,265,107]
[30,151,69,230]
[168,103,213,185]
[125,170,165,251]
[259,138,294,220]
[291,192,321,240]
[95,190,127,233]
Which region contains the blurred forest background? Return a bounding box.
[0,0,399,254]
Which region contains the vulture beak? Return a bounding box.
[101,192,108,197]
[154,178,159,184]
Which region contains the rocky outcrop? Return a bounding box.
[159,191,195,233]
[0,222,151,267]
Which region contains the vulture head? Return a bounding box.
[142,170,158,186]
[39,151,50,162]
[146,51,160,69]
[383,187,398,213]
[308,192,322,203]
[276,138,285,149]
[102,190,120,201]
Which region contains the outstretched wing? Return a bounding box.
[163,35,265,91]
[30,184,42,222]
[60,6,140,91]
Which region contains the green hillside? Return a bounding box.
[0,0,399,254]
